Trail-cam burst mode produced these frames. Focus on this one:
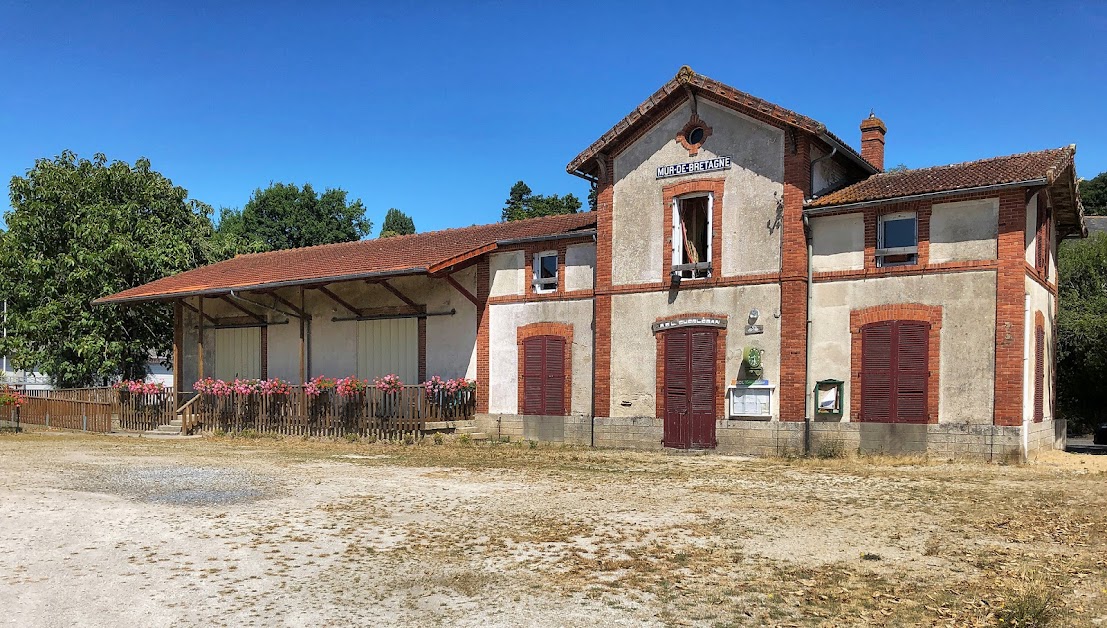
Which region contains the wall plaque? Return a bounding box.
[655,156,732,179]
[652,316,727,333]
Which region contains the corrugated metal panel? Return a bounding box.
[214,327,261,380]
[357,318,418,383]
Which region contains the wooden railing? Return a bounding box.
[17,395,113,433]
[21,387,117,404]
[190,386,475,437]
[117,390,177,431]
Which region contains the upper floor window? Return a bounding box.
[876,211,917,267]
[533,251,558,293]
[672,193,712,279]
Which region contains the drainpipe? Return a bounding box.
[590,229,597,448]
[803,212,814,456]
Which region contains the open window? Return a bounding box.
[533,251,558,293]
[672,193,712,279]
[876,211,917,267]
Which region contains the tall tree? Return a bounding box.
[1079,171,1107,216]
[218,182,371,251]
[501,180,583,221]
[1057,232,1107,435]
[379,208,416,237]
[0,151,217,387]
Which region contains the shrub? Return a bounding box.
[433,433,444,445]
[995,580,1058,628]
[344,432,359,443]
[457,434,472,445]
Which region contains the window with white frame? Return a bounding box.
[876,211,918,266]
[533,251,558,292]
[672,192,712,279]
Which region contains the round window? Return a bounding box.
[687,126,705,145]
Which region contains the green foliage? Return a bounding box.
[0,151,218,387]
[379,208,415,237]
[217,182,371,252]
[1079,171,1107,216]
[885,163,910,174]
[588,185,598,212]
[501,180,583,222]
[1057,232,1107,434]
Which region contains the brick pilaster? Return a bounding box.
[475,258,491,413]
[592,155,614,418]
[993,189,1027,426]
[779,132,811,421]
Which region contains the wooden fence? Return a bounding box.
[22,387,117,404]
[117,390,178,431]
[190,386,475,437]
[16,395,113,433]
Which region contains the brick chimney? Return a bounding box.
[860,112,886,171]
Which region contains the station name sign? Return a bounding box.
[651,316,727,333]
[656,156,732,179]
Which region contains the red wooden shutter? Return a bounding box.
[543,337,566,415]
[690,330,716,414]
[1034,324,1045,423]
[861,322,894,422]
[664,330,690,415]
[895,321,930,423]
[522,337,545,415]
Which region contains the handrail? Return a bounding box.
[175,393,201,415]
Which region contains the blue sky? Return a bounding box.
[2,1,1104,234]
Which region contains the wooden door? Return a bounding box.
[213,327,262,381]
[663,328,717,449]
[357,317,418,383]
[522,335,566,415]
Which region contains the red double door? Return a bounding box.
[662,328,717,449]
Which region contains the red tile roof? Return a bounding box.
[96,213,596,304]
[807,147,1075,209]
[566,65,876,178]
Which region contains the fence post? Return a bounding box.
[45,411,50,428]
[83,411,88,432]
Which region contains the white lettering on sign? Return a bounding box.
[651,317,727,333]
[656,156,732,179]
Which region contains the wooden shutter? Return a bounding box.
[689,330,716,415]
[1034,324,1045,423]
[521,335,566,415]
[896,321,929,422]
[664,330,690,415]
[861,322,894,422]
[861,320,930,423]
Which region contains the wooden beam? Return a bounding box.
[298,286,306,385]
[445,274,480,307]
[379,279,419,309]
[197,297,205,379]
[313,285,361,317]
[220,295,265,324]
[180,299,216,325]
[172,301,183,394]
[267,291,309,319]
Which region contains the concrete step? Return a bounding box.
[464,432,488,441]
[155,423,182,434]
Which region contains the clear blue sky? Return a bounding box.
[2,1,1104,233]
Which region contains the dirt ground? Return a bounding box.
[1,431,1105,627]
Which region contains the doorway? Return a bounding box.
[662,327,717,449]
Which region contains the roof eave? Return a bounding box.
[803,178,1049,215]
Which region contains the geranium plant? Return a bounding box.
[0,388,25,407]
[372,374,404,395]
[304,375,337,397]
[337,376,369,397]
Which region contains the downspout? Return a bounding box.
[590,228,597,448]
[803,212,814,456]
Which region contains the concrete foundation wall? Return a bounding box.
[808,271,998,424]
[486,299,594,415]
[611,99,785,285]
[607,284,782,418]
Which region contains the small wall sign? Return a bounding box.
[656,156,732,179]
[744,324,764,335]
[652,316,727,333]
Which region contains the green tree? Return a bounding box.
[217,182,371,251]
[0,151,217,387]
[1079,171,1107,216]
[501,180,583,221]
[379,208,416,238]
[1057,232,1107,434]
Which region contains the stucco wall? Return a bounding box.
[565,242,596,292]
[606,284,782,418]
[486,299,594,415]
[611,99,784,285]
[489,251,525,297]
[811,213,865,272]
[930,198,998,263]
[808,271,998,424]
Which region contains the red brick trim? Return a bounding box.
[594,294,612,417]
[676,114,712,156]
[486,290,594,305]
[1034,310,1046,423]
[653,313,728,421]
[661,177,725,288]
[598,271,781,296]
[516,323,573,415]
[779,131,810,422]
[593,155,614,418]
[849,304,943,424]
[814,260,997,283]
[863,201,931,271]
[994,189,1027,426]
[475,258,490,413]
[494,236,595,299]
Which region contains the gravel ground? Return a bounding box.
[1,431,1105,627]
